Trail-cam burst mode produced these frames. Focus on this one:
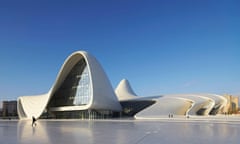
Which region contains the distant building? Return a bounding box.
[0,101,3,117]
[1,101,18,118]
[223,94,239,114]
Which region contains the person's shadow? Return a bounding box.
[32,126,36,135]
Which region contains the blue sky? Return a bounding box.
[0,0,240,100]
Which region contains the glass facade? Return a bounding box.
[48,57,91,108]
[43,55,153,119]
[41,56,120,119]
[120,100,156,116]
[52,110,119,119]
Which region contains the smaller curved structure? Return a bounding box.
[115,79,159,116]
[200,94,227,115]
[17,93,49,119]
[163,94,215,116]
[115,79,161,101]
[135,93,227,119]
[115,79,138,101]
[135,97,193,119]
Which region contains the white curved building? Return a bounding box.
[114,79,227,118]
[160,94,215,116]
[199,94,227,115]
[18,51,122,120]
[114,79,227,119]
[17,50,229,120]
[135,97,193,118]
[135,93,227,119]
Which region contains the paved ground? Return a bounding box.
[1,116,240,144]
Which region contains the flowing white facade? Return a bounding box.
[114,79,227,119]
[134,93,227,119]
[134,94,226,119]
[17,50,229,120]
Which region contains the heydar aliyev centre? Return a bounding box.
[17,51,229,120]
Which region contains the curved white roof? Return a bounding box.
[18,51,122,119]
[199,94,227,106]
[135,93,227,119]
[163,94,215,115]
[197,94,227,114]
[135,97,193,119]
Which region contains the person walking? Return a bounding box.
[32,116,37,127]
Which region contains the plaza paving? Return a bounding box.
[1,116,240,144]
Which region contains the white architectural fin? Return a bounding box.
[115,79,138,101]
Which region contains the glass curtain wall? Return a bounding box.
[48,57,91,108]
[42,56,120,119]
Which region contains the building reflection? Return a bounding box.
[17,120,138,144]
[17,120,50,144]
[16,120,240,144]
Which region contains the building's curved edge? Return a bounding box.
[190,94,215,115]
[17,51,122,120]
[163,94,216,116]
[135,97,193,119]
[200,94,227,114]
[84,51,122,111]
[164,94,206,115]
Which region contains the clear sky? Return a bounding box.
[0,0,239,100]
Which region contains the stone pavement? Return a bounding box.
[1,117,240,144]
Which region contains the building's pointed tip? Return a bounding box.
[115,79,138,101]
